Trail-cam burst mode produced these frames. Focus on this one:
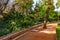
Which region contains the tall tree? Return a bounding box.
[43,0,53,28]
[0,0,9,14]
[57,0,60,7]
[14,0,33,15]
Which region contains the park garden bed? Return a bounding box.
[56,22,60,40]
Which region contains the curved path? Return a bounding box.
[13,23,58,40]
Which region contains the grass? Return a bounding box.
[56,24,60,40]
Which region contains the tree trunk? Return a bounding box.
[43,0,52,29]
[43,7,49,29]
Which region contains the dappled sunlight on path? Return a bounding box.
[15,23,58,40]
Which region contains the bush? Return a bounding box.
[56,24,60,40]
[0,11,43,37]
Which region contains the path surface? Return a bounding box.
[13,23,58,40]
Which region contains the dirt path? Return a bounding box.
[13,23,58,40]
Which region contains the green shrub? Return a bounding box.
[0,11,43,37]
[56,24,60,40]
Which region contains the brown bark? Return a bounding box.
[43,0,52,29]
[43,7,49,29]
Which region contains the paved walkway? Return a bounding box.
[13,23,58,40]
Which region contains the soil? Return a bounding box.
[15,23,58,40]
